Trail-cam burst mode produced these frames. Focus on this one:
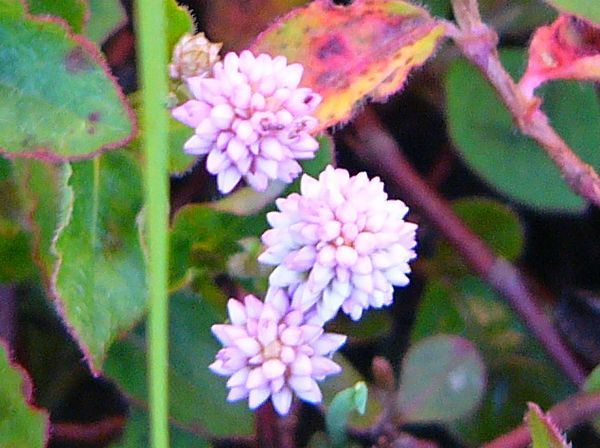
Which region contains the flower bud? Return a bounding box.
[169,32,222,80]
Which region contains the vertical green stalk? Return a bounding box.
[135,1,170,447]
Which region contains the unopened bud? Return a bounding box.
[169,33,222,80]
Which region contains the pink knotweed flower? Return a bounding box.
[209,291,346,415]
[172,50,322,194]
[258,166,418,322]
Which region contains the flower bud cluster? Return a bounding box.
[260,166,418,323]
[172,48,322,193]
[169,45,418,414]
[169,33,223,80]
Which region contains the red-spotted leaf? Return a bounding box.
[520,15,600,96]
[252,0,445,131]
[0,0,135,160]
[52,150,147,374]
[0,342,49,448]
[526,403,571,448]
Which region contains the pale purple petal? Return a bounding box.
[272,388,293,415]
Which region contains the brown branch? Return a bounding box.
[446,1,600,208]
[483,390,600,448]
[255,400,296,448]
[0,285,17,349]
[341,107,587,385]
[50,415,126,445]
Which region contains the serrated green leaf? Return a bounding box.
[326,382,368,447]
[398,334,486,423]
[27,0,88,34]
[583,363,600,431]
[411,277,575,444]
[105,291,254,438]
[0,2,134,159]
[52,150,146,373]
[544,0,600,24]
[0,342,49,448]
[446,49,600,212]
[166,0,195,52]
[86,0,126,44]
[527,402,570,448]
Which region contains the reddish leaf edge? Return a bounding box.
[0,338,51,445]
[15,161,60,288]
[26,0,91,34]
[526,402,571,447]
[0,0,137,162]
[48,164,147,376]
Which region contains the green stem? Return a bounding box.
[135,1,170,447]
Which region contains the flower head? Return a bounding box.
[169,33,222,80]
[172,50,322,194]
[209,292,346,415]
[259,166,418,322]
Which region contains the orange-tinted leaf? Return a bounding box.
[202,0,308,51]
[252,0,445,131]
[520,15,600,96]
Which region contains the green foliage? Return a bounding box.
[105,291,254,439]
[0,0,134,160]
[26,0,88,33]
[446,49,600,212]
[321,355,384,430]
[169,204,266,291]
[432,197,525,277]
[0,343,49,448]
[326,382,368,447]
[166,0,195,52]
[0,173,35,282]
[583,364,600,431]
[52,151,147,373]
[527,402,570,448]
[412,277,574,443]
[112,409,209,448]
[86,0,126,44]
[167,118,197,176]
[13,160,62,278]
[544,0,600,24]
[398,334,486,423]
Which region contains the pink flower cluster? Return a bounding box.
[199,52,419,417]
[259,166,418,322]
[172,50,322,194]
[210,291,346,415]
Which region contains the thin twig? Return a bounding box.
[255,401,296,448]
[446,1,600,208]
[0,285,17,349]
[341,107,587,385]
[50,416,126,445]
[483,390,600,448]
